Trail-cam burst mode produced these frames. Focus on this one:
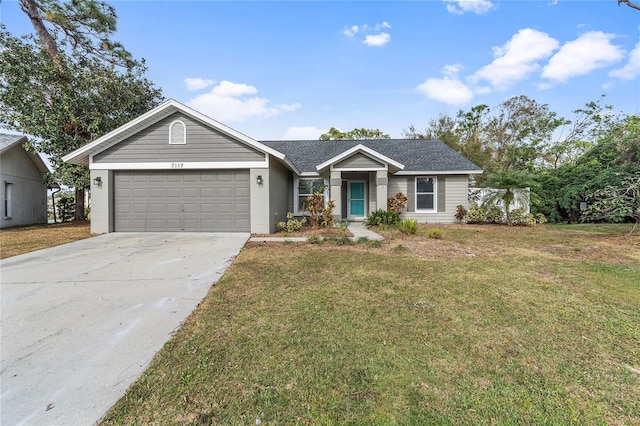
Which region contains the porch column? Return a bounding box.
[376,170,388,212]
[330,170,342,221]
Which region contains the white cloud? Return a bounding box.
[443,63,464,76]
[417,76,473,105]
[343,22,392,47]
[343,25,359,37]
[471,28,559,90]
[187,80,298,122]
[364,33,391,47]
[444,0,495,14]
[211,80,258,97]
[277,103,302,112]
[283,126,327,140]
[542,31,625,83]
[609,40,640,80]
[184,77,215,91]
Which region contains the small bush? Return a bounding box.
[509,208,536,226]
[366,240,383,248]
[397,219,418,235]
[325,236,353,246]
[387,192,408,214]
[455,205,468,223]
[426,228,445,239]
[356,236,370,244]
[467,203,504,224]
[366,209,400,227]
[277,212,306,233]
[536,213,548,225]
[393,244,409,252]
[307,236,323,244]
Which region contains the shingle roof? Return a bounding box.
[0,133,27,154]
[261,139,482,174]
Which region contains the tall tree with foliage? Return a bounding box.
[0,0,163,220]
[320,127,390,140]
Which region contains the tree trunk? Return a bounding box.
[74,187,85,221]
[20,0,61,59]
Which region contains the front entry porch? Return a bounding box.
[332,170,388,221]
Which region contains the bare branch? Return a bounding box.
[618,0,640,11]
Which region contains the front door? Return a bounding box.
[348,181,366,219]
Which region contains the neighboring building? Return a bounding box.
[63,99,482,234]
[0,133,51,228]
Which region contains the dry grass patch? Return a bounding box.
[102,224,639,425]
[0,221,92,259]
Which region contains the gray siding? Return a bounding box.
[389,174,468,223]
[269,159,291,232]
[0,147,47,228]
[333,153,384,169]
[94,113,265,163]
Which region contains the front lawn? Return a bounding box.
[102,224,639,425]
[0,221,92,259]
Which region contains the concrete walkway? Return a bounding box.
[0,232,248,426]
[249,221,383,242]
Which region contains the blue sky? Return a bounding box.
[2,0,639,140]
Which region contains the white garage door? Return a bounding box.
[114,170,250,232]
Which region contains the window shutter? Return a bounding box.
[437,177,446,212]
[407,177,415,213]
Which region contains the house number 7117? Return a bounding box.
[171,163,184,168]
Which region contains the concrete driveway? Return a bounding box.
[0,232,248,425]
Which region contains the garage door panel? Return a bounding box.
[183,188,198,197]
[217,187,233,197]
[235,187,250,197]
[114,170,250,232]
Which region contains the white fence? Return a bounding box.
[469,187,530,213]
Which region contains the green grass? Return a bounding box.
[102,225,639,425]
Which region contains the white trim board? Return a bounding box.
[89,161,269,170]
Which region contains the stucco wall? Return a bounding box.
[89,169,111,234]
[1,147,47,228]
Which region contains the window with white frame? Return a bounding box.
[169,120,186,144]
[416,176,436,211]
[295,178,326,214]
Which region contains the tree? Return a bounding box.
[320,127,390,140]
[482,170,538,223]
[1,0,162,220]
[583,175,640,231]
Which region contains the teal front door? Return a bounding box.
[349,181,366,218]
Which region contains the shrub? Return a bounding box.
[397,219,418,235]
[426,228,445,239]
[366,209,400,227]
[356,236,370,244]
[536,213,548,225]
[455,205,468,223]
[306,236,323,244]
[321,200,336,228]
[277,212,306,233]
[387,192,408,214]
[393,244,409,252]
[467,202,504,224]
[509,208,536,226]
[366,239,383,248]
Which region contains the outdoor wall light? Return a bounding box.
[256,175,263,185]
[93,176,102,187]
